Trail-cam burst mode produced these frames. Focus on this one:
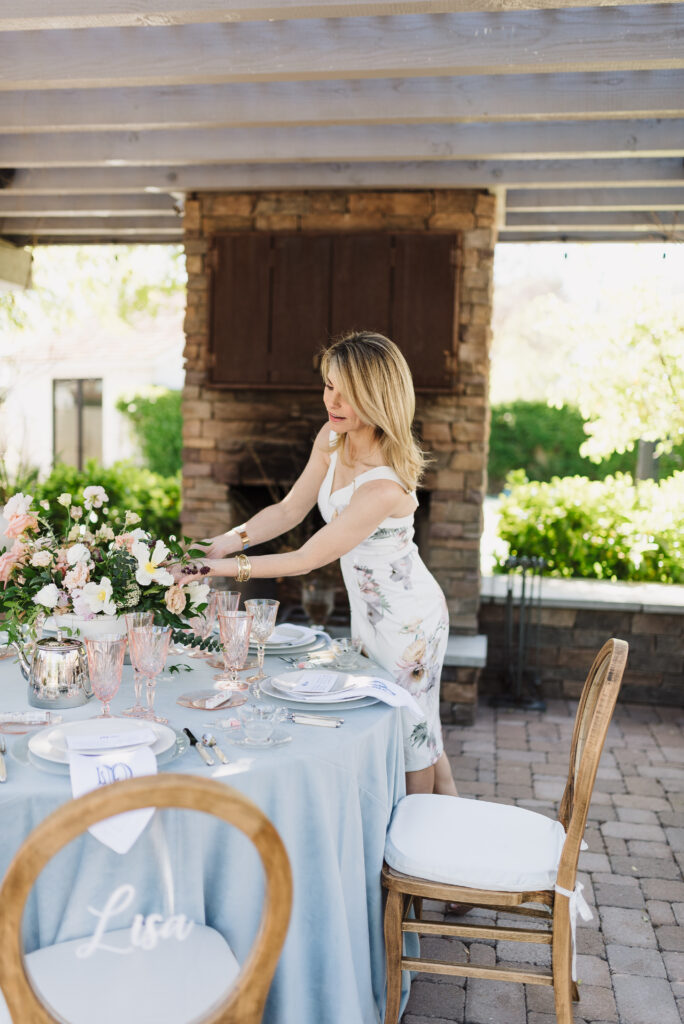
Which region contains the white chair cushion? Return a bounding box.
[385,794,567,892]
[0,925,239,1024]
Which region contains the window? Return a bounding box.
[53,379,103,469]
[209,232,459,391]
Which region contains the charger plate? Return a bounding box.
[28,718,176,764]
[260,676,377,711]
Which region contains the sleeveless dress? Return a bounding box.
[317,447,449,772]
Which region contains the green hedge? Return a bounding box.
[488,401,684,494]
[33,460,181,538]
[495,470,684,584]
[116,389,182,478]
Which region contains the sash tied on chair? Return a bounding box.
[554,881,593,981]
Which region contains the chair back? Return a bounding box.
[0,774,292,1024]
[556,638,628,891]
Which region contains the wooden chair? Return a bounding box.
[382,638,628,1024]
[0,774,292,1024]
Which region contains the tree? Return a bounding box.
[550,292,684,474]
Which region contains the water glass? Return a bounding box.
[215,611,252,691]
[238,703,280,744]
[244,598,279,698]
[121,611,154,717]
[127,625,173,723]
[84,634,127,719]
[301,580,335,632]
[333,637,363,670]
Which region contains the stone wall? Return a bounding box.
[182,189,498,633]
[479,593,684,706]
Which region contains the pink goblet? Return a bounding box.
[127,625,173,723]
[84,634,127,719]
[121,611,154,717]
[207,592,241,668]
[215,611,252,691]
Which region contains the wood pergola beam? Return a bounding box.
[0,193,180,215]
[6,158,684,193]
[5,119,684,168]
[0,216,183,235]
[2,8,683,91]
[506,210,684,227]
[506,186,684,210]
[2,0,681,31]
[499,230,683,241]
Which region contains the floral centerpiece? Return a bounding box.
[0,486,216,649]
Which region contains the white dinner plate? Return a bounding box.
[252,624,317,649]
[28,718,176,765]
[270,669,370,702]
[261,676,378,711]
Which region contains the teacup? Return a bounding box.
[333,638,362,670]
[238,703,280,744]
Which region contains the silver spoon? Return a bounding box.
[201,733,229,765]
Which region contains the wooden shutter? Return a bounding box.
[210,234,271,386]
[330,234,393,340]
[270,235,331,386]
[392,234,458,389]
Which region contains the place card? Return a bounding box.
[290,670,340,694]
[66,728,157,752]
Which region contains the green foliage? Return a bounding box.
[496,469,684,584]
[0,457,40,507]
[488,401,684,494]
[33,461,181,538]
[116,388,182,477]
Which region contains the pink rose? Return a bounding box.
[5,513,39,539]
[0,540,28,584]
[164,584,187,615]
[70,589,95,620]
[64,562,90,591]
[115,534,136,553]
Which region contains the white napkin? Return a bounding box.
[280,671,425,720]
[68,733,158,855]
[262,624,314,646]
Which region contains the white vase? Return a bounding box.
[53,613,128,640]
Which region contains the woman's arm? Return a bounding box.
[202,425,332,557]
[184,478,406,581]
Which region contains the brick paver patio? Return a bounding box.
[403,699,684,1024]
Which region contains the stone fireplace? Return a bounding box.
[181,189,498,637]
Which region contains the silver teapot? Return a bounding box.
[14,632,93,709]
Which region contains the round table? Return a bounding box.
[0,644,412,1024]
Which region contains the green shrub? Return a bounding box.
[488,401,684,494]
[33,460,181,538]
[495,469,684,584]
[116,388,182,477]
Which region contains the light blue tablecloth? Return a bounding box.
[0,649,412,1024]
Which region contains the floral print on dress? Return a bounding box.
[389,554,413,590]
[353,564,391,628]
[395,614,447,762]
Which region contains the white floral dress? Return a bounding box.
[318,448,449,771]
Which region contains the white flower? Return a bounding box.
[57,493,72,507]
[30,551,53,568]
[70,506,83,520]
[3,493,33,519]
[82,578,117,616]
[40,500,50,510]
[83,486,108,510]
[132,539,174,587]
[124,510,141,526]
[186,581,210,610]
[96,525,115,542]
[67,543,91,565]
[32,583,61,609]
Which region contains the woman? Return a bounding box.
[183,332,457,796]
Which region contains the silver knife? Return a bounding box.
[290,714,343,728]
[183,728,214,766]
[0,736,6,782]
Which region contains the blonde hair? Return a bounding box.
[320,332,428,491]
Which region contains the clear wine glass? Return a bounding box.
[127,625,173,724]
[84,634,127,719]
[244,598,279,698]
[207,591,241,668]
[180,598,217,660]
[215,611,252,691]
[121,611,154,717]
[301,580,335,633]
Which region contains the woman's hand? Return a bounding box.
[167,560,213,584]
[202,533,239,559]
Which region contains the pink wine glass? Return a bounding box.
[215,611,252,691]
[121,611,154,717]
[127,625,173,724]
[84,634,127,719]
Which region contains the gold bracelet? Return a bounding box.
[235,553,252,583]
[234,525,250,550]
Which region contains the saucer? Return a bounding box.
[224,726,292,749]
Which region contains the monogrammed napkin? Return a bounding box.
[68,733,158,855]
